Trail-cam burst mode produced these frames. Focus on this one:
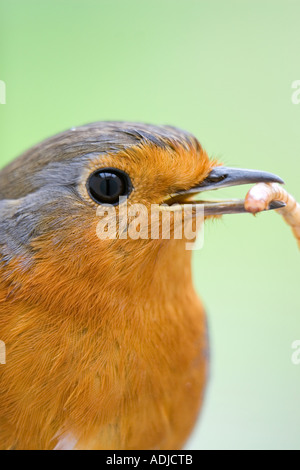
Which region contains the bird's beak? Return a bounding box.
[167,166,285,216]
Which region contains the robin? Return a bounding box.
[0,122,284,449]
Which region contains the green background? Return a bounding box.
[1,0,300,450]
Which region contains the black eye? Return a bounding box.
[87,168,132,205]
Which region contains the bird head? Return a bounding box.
[0,122,283,298]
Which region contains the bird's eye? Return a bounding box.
[87,168,133,205]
